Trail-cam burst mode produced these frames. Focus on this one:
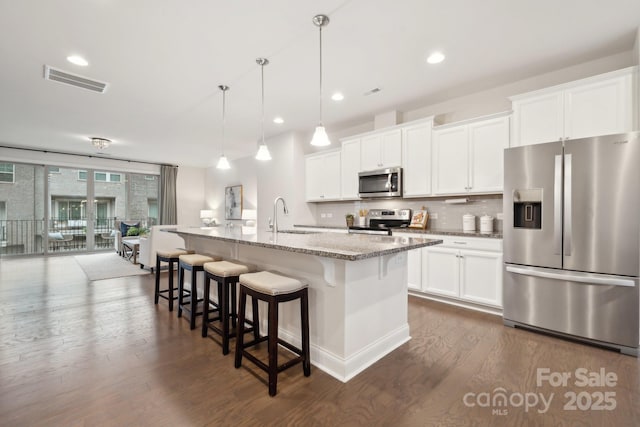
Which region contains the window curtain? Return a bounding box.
[159,165,178,225]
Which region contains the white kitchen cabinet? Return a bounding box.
[510,67,636,146]
[406,248,422,291]
[402,119,433,197]
[360,129,402,171]
[305,150,341,202]
[340,138,361,200]
[396,233,503,310]
[433,114,509,195]
[468,116,510,193]
[459,249,503,307]
[423,246,460,297]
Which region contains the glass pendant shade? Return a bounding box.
[310,15,331,147]
[310,125,330,146]
[255,58,272,161]
[255,143,272,160]
[216,154,230,169]
[216,84,231,170]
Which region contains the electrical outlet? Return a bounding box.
[327,213,333,218]
[496,212,504,220]
[430,213,438,220]
[320,213,327,218]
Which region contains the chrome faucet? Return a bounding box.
[272,196,289,233]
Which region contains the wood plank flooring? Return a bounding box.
[0,255,638,426]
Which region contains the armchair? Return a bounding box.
[138,225,187,271]
[113,220,142,255]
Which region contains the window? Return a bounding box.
[148,198,158,225]
[144,175,157,181]
[78,170,121,182]
[48,167,60,173]
[0,163,15,183]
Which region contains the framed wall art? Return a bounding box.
[225,185,243,220]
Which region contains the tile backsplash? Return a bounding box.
[312,194,503,232]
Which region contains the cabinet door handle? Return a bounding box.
[453,241,467,245]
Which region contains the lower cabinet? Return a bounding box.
[398,233,503,309]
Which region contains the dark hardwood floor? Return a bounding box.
[0,255,638,426]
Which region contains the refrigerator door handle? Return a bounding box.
[564,154,572,256]
[554,154,562,255]
[506,265,635,287]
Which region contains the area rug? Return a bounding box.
[74,252,150,281]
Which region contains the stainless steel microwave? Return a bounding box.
[358,167,403,198]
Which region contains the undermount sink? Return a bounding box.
[277,229,320,234]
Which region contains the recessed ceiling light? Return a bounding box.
[427,52,445,64]
[273,117,284,124]
[331,92,344,101]
[67,55,89,66]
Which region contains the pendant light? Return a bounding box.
[216,84,231,169]
[310,14,331,147]
[255,58,272,161]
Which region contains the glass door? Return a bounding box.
[47,166,91,253]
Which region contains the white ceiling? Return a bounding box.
[0,0,639,167]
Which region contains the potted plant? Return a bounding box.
[345,214,355,228]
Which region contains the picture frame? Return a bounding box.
[225,185,243,220]
[409,210,428,229]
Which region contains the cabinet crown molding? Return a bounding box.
[432,111,512,131]
[508,65,638,102]
[339,116,435,143]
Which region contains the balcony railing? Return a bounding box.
[0,217,132,256]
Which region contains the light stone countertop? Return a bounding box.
[171,227,442,261]
[293,224,502,239]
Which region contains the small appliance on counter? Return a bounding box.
[348,209,411,235]
[462,214,476,232]
[480,215,494,234]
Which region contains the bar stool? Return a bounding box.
[202,260,255,355]
[154,249,195,311]
[177,253,219,329]
[234,271,310,396]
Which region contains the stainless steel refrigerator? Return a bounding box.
[503,132,639,356]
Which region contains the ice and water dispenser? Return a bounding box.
[512,189,542,229]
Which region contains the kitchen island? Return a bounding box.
[172,227,441,382]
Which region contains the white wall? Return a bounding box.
[204,156,257,226]
[176,165,205,226]
[255,132,315,230]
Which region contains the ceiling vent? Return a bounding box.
[43,65,108,93]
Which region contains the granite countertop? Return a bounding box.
[171,227,442,261]
[389,227,503,239]
[293,224,502,239]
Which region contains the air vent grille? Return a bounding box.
[43,65,108,93]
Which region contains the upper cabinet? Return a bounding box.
[433,114,509,195]
[360,129,402,171]
[401,119,433,197]
[305,149,341,202]
[510,67,637,146]
[340,138,361,200]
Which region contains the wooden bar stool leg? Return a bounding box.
[268,298,279,396]
[201,275,211,338]
[301,289,311,376]
[231,281,237,329]
[234,287,247,369]
[220,278,230,355]
[177,265,185,318]
[168,260,175,312]
[154,255,161,304]
[252,296,260,341]
[190,267,198,330]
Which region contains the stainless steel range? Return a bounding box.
[348,209,411,235]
